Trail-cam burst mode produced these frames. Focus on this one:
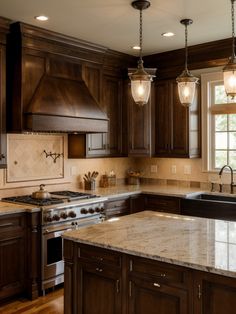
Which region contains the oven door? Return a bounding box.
[41,215,102,291]
[42,225,71,291]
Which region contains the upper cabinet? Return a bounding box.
[155,79,200,158]
[0,18,10,169]
[127,80,155,157]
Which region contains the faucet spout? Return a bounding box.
[218,165,235,194]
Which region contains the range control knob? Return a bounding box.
[53,214,60,221]
[45,215,52,222]
[60,212,68,219]
[68,211,77,218]
[95,207,101,213]
[89,208,95,214]
[81,208,88,214]
[100,207,105,212]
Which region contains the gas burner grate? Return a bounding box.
[2,195,64,206]
[51,191,97,199]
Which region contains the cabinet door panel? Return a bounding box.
[129,277,189,314]
[0,46,6,168]
[194,272,236,314]
[103,75,122,156]
[155,81,170,155]
[128,85,152,157]
[78,264,122,314]
[0,235,25,299]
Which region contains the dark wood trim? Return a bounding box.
[144,37,233,79]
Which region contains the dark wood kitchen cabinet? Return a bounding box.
[0,18,9,169]
[155,79,200,158]
[0,213,26,301]
[127,81,155,157]
[193,271,236,314]
[128,256,191,314]
[68,68,123,158]
[105,196,130,219]
[64,242,122,314]
[144,194,181,214]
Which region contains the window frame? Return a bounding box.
[201,71,236,172]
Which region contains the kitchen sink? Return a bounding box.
[181,192,236,221]
[186,193,236,203]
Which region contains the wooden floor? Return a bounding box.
[0,288,63,314]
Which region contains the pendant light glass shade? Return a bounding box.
[129,0,154,106]
[176,19,198,107]
[223,0,236,99]
[130,60,152,106]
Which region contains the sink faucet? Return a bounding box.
[219,165,236,194]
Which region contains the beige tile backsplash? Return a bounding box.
[0,133,229,198]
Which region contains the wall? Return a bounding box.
[0,134,134,198]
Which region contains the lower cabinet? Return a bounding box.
[144,195,181,214]
[64,241,236,314]
[194,271,236,314]
[105,196,130,219]
[128,256,192,314]
[76,244,122,314]
[0,213,26,300]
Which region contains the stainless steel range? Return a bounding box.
[2,190,107,294]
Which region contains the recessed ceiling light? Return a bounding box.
[132,46,141,50]
[34,15,49,21]
[162,32,175,37]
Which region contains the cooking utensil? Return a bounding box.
[32,184,51,199]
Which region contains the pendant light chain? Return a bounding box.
[185,23,188,71]
[139,9,143,61]
[232,0,235,58]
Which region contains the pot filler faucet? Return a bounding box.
[219,165,236,194]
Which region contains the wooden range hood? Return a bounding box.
[7,22,108,133]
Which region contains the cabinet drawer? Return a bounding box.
[145,195,180,214]
[79,245,121,268]
[129,256,190,288]
[0,214,25,234]
[105,198,130,218]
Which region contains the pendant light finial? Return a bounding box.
[176,19,198,107]
[223,0,236,99]
[129,0,154,106]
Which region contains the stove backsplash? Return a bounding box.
[0,133,133,198]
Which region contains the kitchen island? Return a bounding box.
[63,211,236,314]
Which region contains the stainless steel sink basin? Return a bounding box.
[187,193,236,203]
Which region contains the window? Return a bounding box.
[201,71,236,171]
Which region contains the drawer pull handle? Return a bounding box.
[0,223,14,228]
[160,273,166,277]
[153,282,161,288]
[116,280,120,293]
[198,284,201,299]
[96,268,103,272]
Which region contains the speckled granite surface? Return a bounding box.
[83,184,204,199]
[0,201,39,215]
[63,211,236,278]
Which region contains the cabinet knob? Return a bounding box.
[0,154,5,160]
[95,267,103,272]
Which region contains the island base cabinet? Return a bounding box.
[194,271,236,314]
[77,264,122,314]
[128,277,189,314]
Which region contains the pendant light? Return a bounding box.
[129,0,154,106]
[176,19,198,107]
[223,0,236,99]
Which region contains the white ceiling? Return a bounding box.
[0,0,232,56]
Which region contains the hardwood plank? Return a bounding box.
[0,288,63,314]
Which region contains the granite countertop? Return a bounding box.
[63,210,236,278]
[0,201,39,215]
[87,184,204,199]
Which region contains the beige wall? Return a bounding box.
[0,134,229,198]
